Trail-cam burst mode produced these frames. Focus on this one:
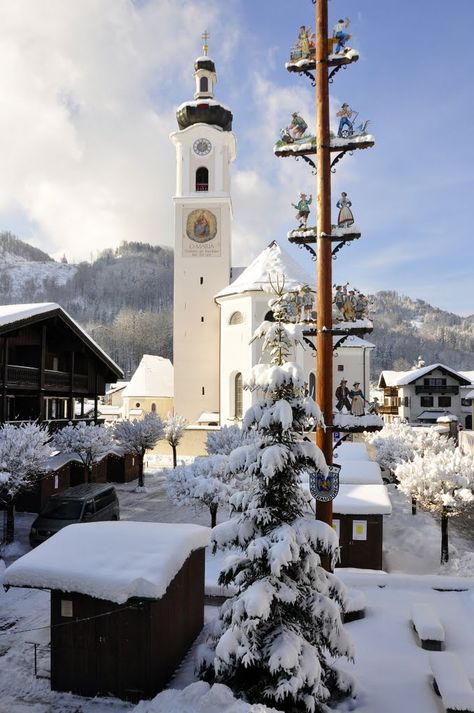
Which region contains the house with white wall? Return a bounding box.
[378,363,473,427]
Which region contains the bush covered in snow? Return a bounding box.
[198,283,355,712]
[206,425,249,456]
[0,423,52,544]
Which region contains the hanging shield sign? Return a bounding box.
[309,463,341,502]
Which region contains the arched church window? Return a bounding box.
[229,311,243,325]
[200,76,208,92]
[309,373,316,400]
[151,403,156,413]
[235,372,243,419]
[264,310,275,322]
[196,166,209,192]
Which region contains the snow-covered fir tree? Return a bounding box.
[198,281,354,713]
[0,423,52,544]
[395,446,474,563]
[167,454,230,527]
[114,412,164,488]
[53,421,113,484]
[164,414,188,468]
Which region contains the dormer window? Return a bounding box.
[196,166,209,191]
[200,76,208,93]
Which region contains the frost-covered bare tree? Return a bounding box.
[167,454,230,527]
[0,423,52,544]
[114,412,164,489]
[53,421,113,484]
[164,414,188,468]
[395,447,474,563]
[198,281,354,712]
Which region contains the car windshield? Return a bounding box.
[40,500,83,520]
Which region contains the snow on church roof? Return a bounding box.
[215,241,313,299]
[3,522,210,604]
[122,354,173,398]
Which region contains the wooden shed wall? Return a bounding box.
[15,466,71,513]
[106,453,140,483]
[335,514,383,570]
[50,547,205,702]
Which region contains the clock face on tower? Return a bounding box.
[193,138,212,156]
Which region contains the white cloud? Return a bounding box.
[0,0,233,259]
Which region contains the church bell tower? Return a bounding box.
[170,33,236,424]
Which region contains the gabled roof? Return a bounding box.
[122,354,173,398]
[215,241,313,299]
[0,302,123,379]
[458,371,474,385]
[378,363,472,388]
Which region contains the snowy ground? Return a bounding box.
[1,468,473,712]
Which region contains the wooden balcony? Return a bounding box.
[379,405,399,415]
[0,365,89,392]
[415,385,459,395]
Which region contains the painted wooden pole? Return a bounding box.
[315,0,333,526]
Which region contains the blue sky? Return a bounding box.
[0,0,473,314]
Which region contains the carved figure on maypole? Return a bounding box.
[335,379,351,412]
[333,283,370,323]
[336,192,354,228]
[332,18,352,54]
[292,192,312,229]
[280,112,311,143]
[336,104,370,138]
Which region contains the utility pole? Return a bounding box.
[315,0,333,527]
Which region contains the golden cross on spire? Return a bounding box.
[201,29,210,56]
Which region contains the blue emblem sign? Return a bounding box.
[309,464,341,502]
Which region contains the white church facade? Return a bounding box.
[171,47,373,442]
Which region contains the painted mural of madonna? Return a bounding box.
[186,209,217,243]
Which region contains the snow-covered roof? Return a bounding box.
[416,410,454,421]
[333,484,392,515]
[333,442,370,461]
[197,411,220,423]
[335,335,375,349]
[0,302,123,378]
[459,371,474,385]
[122,354,173,398]
[3,522,210,604]
[338,460,382,485]
[215,241,313,299]
[379,364,471,388]
[465,389,474,400]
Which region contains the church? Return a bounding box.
[170,42,373,446]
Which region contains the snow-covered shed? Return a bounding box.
[332,484,392,570]
[122,354,173,420]
[3,521,210,702]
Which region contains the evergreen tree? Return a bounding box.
[198,282,354,712]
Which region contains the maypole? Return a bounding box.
[275,4,384,546]
[315,0,333,527]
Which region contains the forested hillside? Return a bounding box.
[0,234,173,376]
[370,291,474,377]
[0,233,472,379]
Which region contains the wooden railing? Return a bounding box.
[0,365,89,392]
